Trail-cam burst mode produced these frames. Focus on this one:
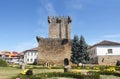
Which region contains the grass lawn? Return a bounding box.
[0,67,22,79]
[0,66,120,79]
[100,75,120,79]
[0,67,63,79]
[48,77,75,79]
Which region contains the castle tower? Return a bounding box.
[48,16,72,39]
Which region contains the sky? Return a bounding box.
[0,0,120,52]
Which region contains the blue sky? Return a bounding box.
[0,0,120,52]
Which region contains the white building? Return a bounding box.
[88,40,120,65]
[24,47,38,64]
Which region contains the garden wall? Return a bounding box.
[98,55,120,66]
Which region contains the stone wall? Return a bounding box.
[36,36,72,65]
[98,55,120,66]
[48,16,72,39]
[89,57,98,64]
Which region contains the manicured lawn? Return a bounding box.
[33,69,63,74]
[100,75,120,79]
[48,77,75,79]
[0,67,22,79]
[0,67,63,79]
[1,66,120,79]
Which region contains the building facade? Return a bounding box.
[0,51,21,64]
[24,47,38,64]
[88,40,120,65]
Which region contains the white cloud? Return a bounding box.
[37,19,47,27]
[103,34,120,38]
[15,0,55,52]
[65,0,82,10]
[45,2,57,15]
[36,0,57,38]
[39,0,57,16]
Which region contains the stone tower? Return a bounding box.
[36,16,72,65]
[48,16,72,39]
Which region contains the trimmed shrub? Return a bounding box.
[11,72,100,79]
[21,69,29,75]
[115,66,120,71]
[25,65,64,69]
[99,71,120,77]
[0,59,8,67]
[21,69,33,75]
[104,67,116,72]
[26,69,33,75]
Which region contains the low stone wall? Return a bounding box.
[98,55,120,66]
[36,37,72,65]
[89,57,98,64]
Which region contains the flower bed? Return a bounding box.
[11,72,100,79]
[99,71,120,77]
[10,65,120,79]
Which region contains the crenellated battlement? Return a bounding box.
[48,16,72,39]
[48,16,72,23]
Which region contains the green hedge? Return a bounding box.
[99,71,120,77]
[24,65,120,70]
[11,72,100,79]
[71,65,120,70]
[0,59,8,67]
[115,66,120,71]
[25,65,64,69]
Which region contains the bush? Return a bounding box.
[11,72,100,79]
[104,67,116,72]
[25,65,64,69]
[93,67,100,70]
[0,59,8,67]
[26,69,33,75]
[115,66,120,71]
[99,71,120,77]
[71,66,94,70]
[21,69,33,75]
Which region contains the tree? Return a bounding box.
[70,35,89,65]
[70,35,80,64]
[79,35,89,64]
